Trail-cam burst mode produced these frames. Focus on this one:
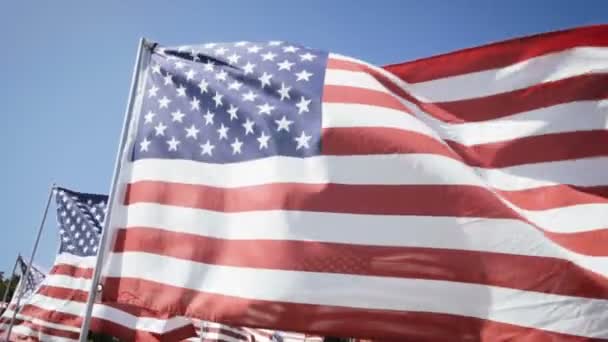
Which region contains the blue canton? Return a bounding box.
[132,41,329,163]
[55,187,108,257]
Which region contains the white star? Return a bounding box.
[257,131,270,149]
[175,61,185,69]
[300,52,317,62]
[171,110,186,122]
[190,96,201,111]
[190,49,200,61]
[150,126,168,147]
[151,64,161,74]
[234,41,248,47]
[214,47,228,56]
[268,41,282,46]
[277,59,295,71]
[163,73,173,86]
[294,131,312,150]
[247,45,262,53]
[295,70,313,82]
[277,83,291,101]
[203,110,215,125]
[216,70,228,81]
[203,60,215,72]
[283,45,299,53]
[275,115,294,132]
[148,85,159,97]
[213,92,223,107]
[176,84,187,97]
[200,140,215,156]
[227,105,239,121]
[185,124,200,139]
[242,90,258,102]
[217,123,229,140]
[185,69,197,80]
[257,103,275,115]
[296,96,311,114]
[242,119,255,135]
[158,96,171,108]
[231,138,243,154]
[166,137,180,151]
[242,62,256,75]
[198,79,209,94]
[139,138,151,152]
[261,51,277,61]
[258,72,273,88]
[227,53,241,64]
[144,111,156,124]
[228,80,243,91]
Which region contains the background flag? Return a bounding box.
[100,25,608,340]
[1,187,195,341]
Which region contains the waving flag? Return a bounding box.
[100,25,608,341]
[2,187,195,341]
[0,257,46,333]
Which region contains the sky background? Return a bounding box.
[0,0,606,273]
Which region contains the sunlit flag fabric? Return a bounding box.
[1,187,195,342]
[99,25,608,341]
[0,257,46,334]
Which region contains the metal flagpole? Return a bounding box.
[78,37,151,342]
[0,255,21,313]
[5,183,55,341]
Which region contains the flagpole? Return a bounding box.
[78,37,151,342]
[0,256,20,313]
[5,183,55,341]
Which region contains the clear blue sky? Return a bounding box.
[1,0,606,273]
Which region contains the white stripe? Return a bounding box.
[127,155,608,191]
[0,308,80,333]
[324,99,608,146]
[122,203,608,274]
[54,253,97,269]
[407,47,608,102]
[42,274,91,291]
[105,252,608,339]
[325,69,388,92]
[400,100,608,146]
[92,304,193,334]
[322,102,444,142]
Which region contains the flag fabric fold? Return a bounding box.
[99,25,608,341]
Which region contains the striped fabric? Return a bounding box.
[101,25,608,341]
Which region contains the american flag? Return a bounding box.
[1,187,196,341]
[0,257,46,331]
[184,320,323,342]
[101,25,608,340]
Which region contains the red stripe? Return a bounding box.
[498,185,608,211]
[50,264,93,279]
[103,277,605,342]
[383,25,608,83]
[124,181,608,256]
[446,130,608,168]
[433,74,608,123]
[36,285,88,303]
[113,227,608,299]
[324,127,608,169]
[124,181,517,217]
[323,85,412,113]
